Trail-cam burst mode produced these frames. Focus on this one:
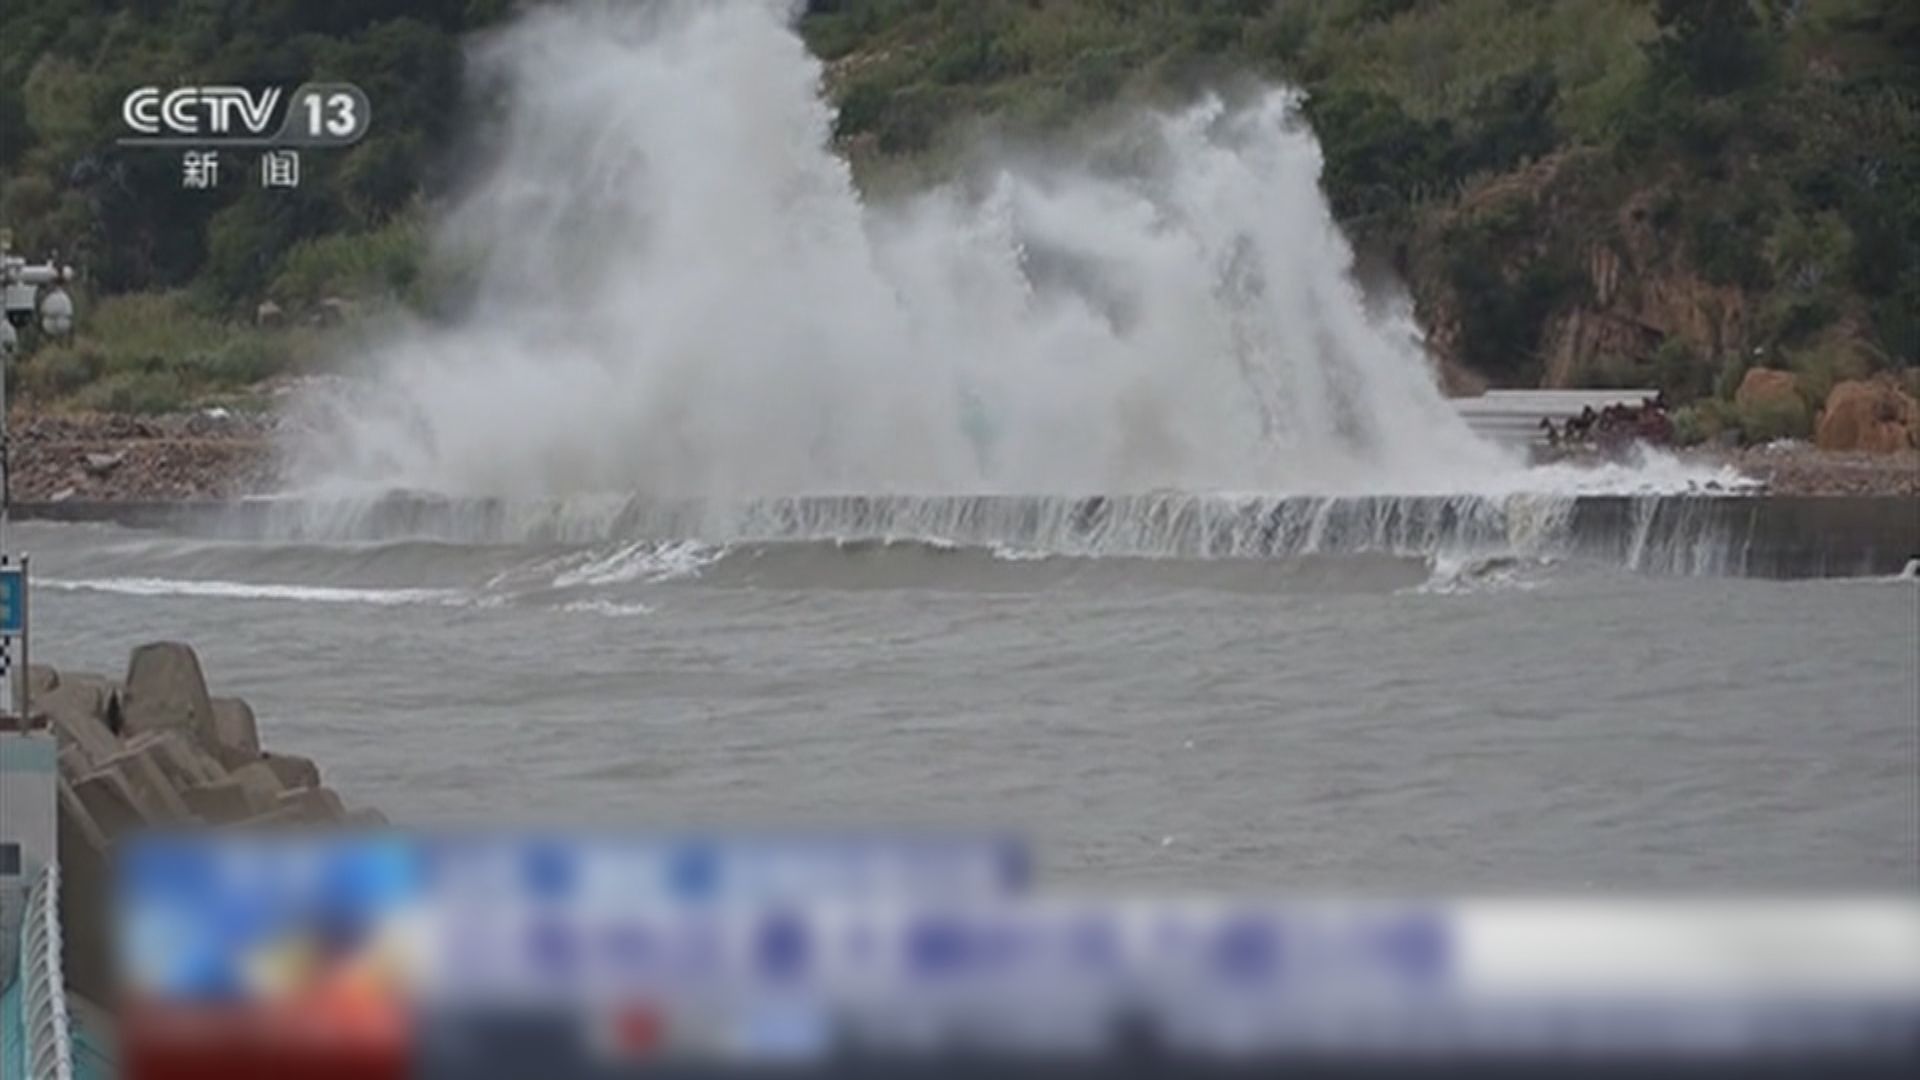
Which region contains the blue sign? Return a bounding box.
[0,566,23,636]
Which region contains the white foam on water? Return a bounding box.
[1411,554,1554,596]
[40,577,469,607]
[557,598,657,618]
[1494,447,1761,498]
[550,540,725,587]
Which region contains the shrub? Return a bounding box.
[1443,205,1585,385]
[929,30,1020,85]
[1767,295,1839,346]
[175,335,290,387]
[1733,394,1812,444]
[1331,0,1420,29]
[1062,46,1130,105]
[20,343,107,399]
[873,85,953,155]
[1712,351,1753,401]
[1867,271,1920,365]
[1668,404,1710,446]
[1788,344,1872,412]
[70,370,190,415]
[1248,6,1313,66]
[1458,64,1560,176]
[1649,0,1771,97]
[268,217,425,308]
[1572,354,1643,389]
[1690,211,1771,289]
[835,78,893,139]
[1652,337,1711,403]
[1307,88,1459,220]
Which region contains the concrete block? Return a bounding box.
[28,663,60,697]
[57,778,115,1002]
[208,696,262,768]
[229,760,290,812]
[98,748,194,823]
[274,786,345,824]
[71,768,152,836]
[56,777,109,852]
[180,779,253,823]
[260,751,321,791]
[121,641,217,745]
[39,675,122,765]
[224,805,308,829]
[126,729,228,788]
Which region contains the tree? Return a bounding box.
[1650,0,1769,96]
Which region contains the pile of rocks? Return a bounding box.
[29,642,380,999]
[9,410,279,501]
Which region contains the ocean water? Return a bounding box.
[23,518,1917,893]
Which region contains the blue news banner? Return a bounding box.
[116,831,1920,1078]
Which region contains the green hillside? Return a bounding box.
[1,0,1915,436]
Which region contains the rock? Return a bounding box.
[28,664,59,696]
[255,300,284,327]
[208,696,262,768]
[82,450,127,477]
[1815,379,1920,453]
[1735,367,1801,411]
[121,642,218,746]
[344,807,388,828]
[316,296,356,325]
[259,750,320,790]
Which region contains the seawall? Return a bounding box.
[16,493,1919,578]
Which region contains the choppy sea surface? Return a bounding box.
[20,517,1918,892]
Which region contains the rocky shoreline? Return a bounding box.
[1693,444,1919,498]
[29,643,379,1003]
[11,408,1917,501]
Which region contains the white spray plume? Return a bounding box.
[292,0,1540,499]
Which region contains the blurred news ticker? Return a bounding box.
[115,830,1920,1079]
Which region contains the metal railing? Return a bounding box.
[18,861,74,1080]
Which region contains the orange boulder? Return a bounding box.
[1734,367,1800,411]
[1814,378,1920,453]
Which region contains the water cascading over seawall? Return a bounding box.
[20,494,1916,578]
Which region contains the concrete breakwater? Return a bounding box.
[26,644,380,1004]
[18,492,1920,578]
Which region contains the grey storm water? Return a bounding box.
[23,0,1918,891]
[25,519,1920,891]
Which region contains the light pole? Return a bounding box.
[0,235,75,719]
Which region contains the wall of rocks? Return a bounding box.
[29,642,381,1002]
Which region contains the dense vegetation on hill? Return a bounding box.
[1,0,1915,440]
